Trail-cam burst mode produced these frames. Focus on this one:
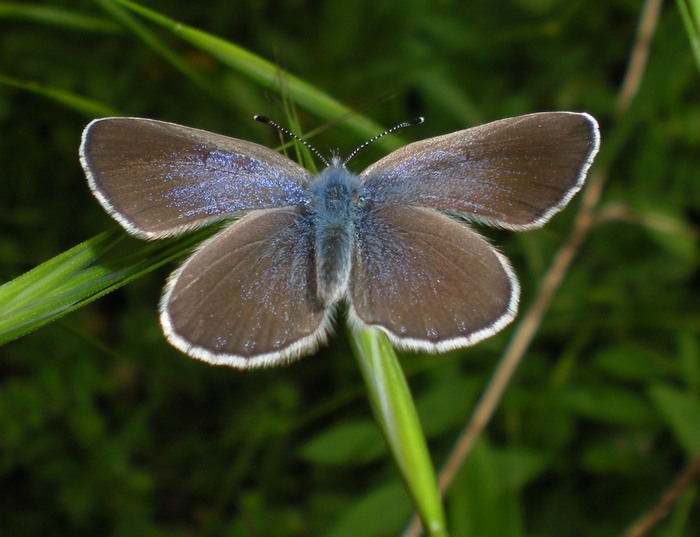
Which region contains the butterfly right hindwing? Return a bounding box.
[348,204,519,352]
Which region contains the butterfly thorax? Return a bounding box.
[310,165,364,306]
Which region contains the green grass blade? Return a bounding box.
[0,2,120,32]
[0,229,210,346]
[109,0,400,151]
[351,328,449,537]
[0,73,119,117]
[94,0,227,105]
[676,0,700,70]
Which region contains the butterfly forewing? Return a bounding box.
[348,205,519,352]
[80,118,312,239]
[160,207,330,367]
[360,112,600,230]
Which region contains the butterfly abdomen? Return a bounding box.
[311,166,363,306]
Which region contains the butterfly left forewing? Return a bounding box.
[348,205,519,351]
[81,118,312,239]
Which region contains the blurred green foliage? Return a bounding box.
[1,1,699,536]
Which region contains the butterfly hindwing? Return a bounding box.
[348,204,519,352]
[160,207,331,367]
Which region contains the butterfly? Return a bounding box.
[80,112,600,368]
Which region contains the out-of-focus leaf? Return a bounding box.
[648,383,700,456]
[299,419,386,466]
[592,343,671,382]
[322,481,410,537]
[562,386,655,426]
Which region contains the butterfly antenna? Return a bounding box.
[343,117,424,166]
[254,115,329,167]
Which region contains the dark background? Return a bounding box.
[1,1,699,536]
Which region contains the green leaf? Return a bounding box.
[447,438,527,537]
[416,374,480,438]
[648,383,700,456]
[322,481,411,537]
[493,448,548,491]
[592,343,671,382]
[562,385,655,426]
[299,419,386,466]
[631,201,699,264]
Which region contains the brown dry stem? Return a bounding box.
[403,1,664,535]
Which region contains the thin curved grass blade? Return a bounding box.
[108,0,400,151]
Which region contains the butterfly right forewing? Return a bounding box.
[360,112,600,230]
